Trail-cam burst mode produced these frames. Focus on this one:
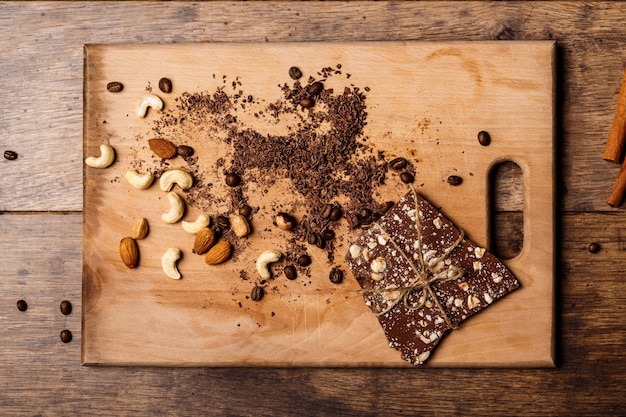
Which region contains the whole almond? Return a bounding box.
[148,138,177,159]
[120,237,139,269]
[193,227,216,255]
[230,214,250,237]
[132,218,149,240]
[205,240,232,265]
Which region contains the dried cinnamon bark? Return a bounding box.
[345,188,520,365]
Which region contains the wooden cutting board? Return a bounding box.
[83,41,555,367]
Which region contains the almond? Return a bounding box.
[205,240,232,265]
[193,227,216,255]
[132,218,149,240]
[148,138,177,159]
[120,236,139,269]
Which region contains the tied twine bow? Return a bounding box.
[362,189,465,328]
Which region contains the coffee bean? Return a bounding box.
[60,300,72,315]
[477,131,491,146]
[400,172,414,184]
[297,254,312,267]
[329,267,343,284]
[216,215,230,229]
[314,233,326,249]
[158,77,172,93]
[289,66,302,80]
[16,299,27,312]
[321,228,335,241]
[284,265,297,280]
[588,242,601,253]
[329,205,343,221]
[307,233,317,246]
[176,145,194,157]
[106,81,123,93]
[238,205,253,217]
[247,95,253,102]
[321,204,333,219]
[4,150,18,160]
[251,285,265,302]
[300,97,315,109]
[308,81,324,96]
[347,213,361,229]
[225,172,241,187]
[60,329,72,343]
[389,157,407,171]
[447,175,463,186]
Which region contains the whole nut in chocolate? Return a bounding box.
[400,172,415,184]
[238,205,253,217]
[284,265,297,280]
[329,205,343,221]
[225,172,241,187]
[16,299,27,311]
[158,77,173,93]
[308,81,324,96]
[60,300,72,315]
[477,130,491,146]
[300,97,315,109]
[297,254,312,267]
[176,145,194,157]
[60,329,72,343]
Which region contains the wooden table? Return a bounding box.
[1,1,625,415]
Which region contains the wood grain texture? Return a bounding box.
[1,1,626,415]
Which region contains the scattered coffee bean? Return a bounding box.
[176,145,194,157]
[400,172,414,184]
[4,150,18,160]
[297,254,312,267]
[60,300,72,315]
[321,228,335,241]
[478,130,491,146]
[307,233,317,246]
[329,267,343,284]
[284,265,297,280]
[329,205,343,221]
[447,175,463,186]
[587,242,601,253]
[288,66,302,80]
[216,215,230,229]
[238,205,253,217]
[158,77,173,93]
[106,81,123,93]
[321,204,333,219]
[300,97,315,109]
[389,157,408,171]
[225,172,241,187]
[247,95,253,102]
[308,81,324,96]
[60,329,72,343]
[347,212,361,229]
[251,285,265,302]
[314,233,326,249]
[16,299,27,312]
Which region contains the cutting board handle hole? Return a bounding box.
[488,160,524,259]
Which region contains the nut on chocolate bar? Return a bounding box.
[345,187,520,365]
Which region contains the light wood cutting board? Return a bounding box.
[83,41,555,367]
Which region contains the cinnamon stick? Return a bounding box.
[603,67,626,163]
[607,156,626,206]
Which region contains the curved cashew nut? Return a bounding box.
[182,214,211,234]
[85,144,115,168]
[125,170,154,189]
[162,247,182,279]
[255,249,283,280]
[161,192,185,224]
[136,93,164,118]
[159,169,193,191]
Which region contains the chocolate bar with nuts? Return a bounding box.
[345,188,520,365]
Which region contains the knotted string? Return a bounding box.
[361,188,465,329]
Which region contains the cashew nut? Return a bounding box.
[255,249,283,280]
[162,247,182,279]
[161,192,185,224]
[125,170,154,189]
[159,169,193,191]
[181,214,211,234]
[85,144,115,168]
[136,93,164,118]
